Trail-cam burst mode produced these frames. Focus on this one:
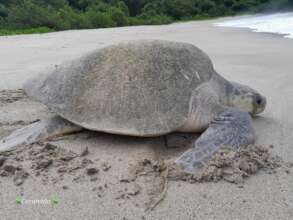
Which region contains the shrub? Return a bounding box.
[5,0,51,29]
[108,7,128,26]
[85,9,115,28]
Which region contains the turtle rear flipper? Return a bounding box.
[176,109,256,173]
[0,116,82,152]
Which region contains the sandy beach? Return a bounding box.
[0,17,293,220]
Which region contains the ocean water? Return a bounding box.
[216,12,293,39]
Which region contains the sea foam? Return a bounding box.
[216,12,293,39]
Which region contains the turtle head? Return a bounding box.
[227,82,266,116]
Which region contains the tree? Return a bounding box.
[122,0,146,16]
[164,0,195,19]
[5,0,51,28]
[84,8,115,28]
[109,6,128,26]
[0,4,8,18]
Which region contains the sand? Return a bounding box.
[0,17,293,219]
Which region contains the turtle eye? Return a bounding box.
[255,95,263,106]
[253,94,266,114]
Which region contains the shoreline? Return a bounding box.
[1,11,292,38]
[0,13,263,37]
[216,12,293,39]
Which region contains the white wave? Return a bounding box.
[215,12,293,39]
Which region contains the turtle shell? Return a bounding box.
[24,40,215,136]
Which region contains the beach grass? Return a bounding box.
[0,27,54,36]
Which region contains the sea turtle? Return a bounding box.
[0,40,266,173]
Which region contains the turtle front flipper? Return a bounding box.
[175,109,256,173]
[0,116,83,152]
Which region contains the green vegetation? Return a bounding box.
[0,0,292,35]
[0,27,52,35]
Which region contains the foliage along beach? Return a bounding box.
[0,0,293,35]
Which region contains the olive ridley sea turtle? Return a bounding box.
[0,40,266,173]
